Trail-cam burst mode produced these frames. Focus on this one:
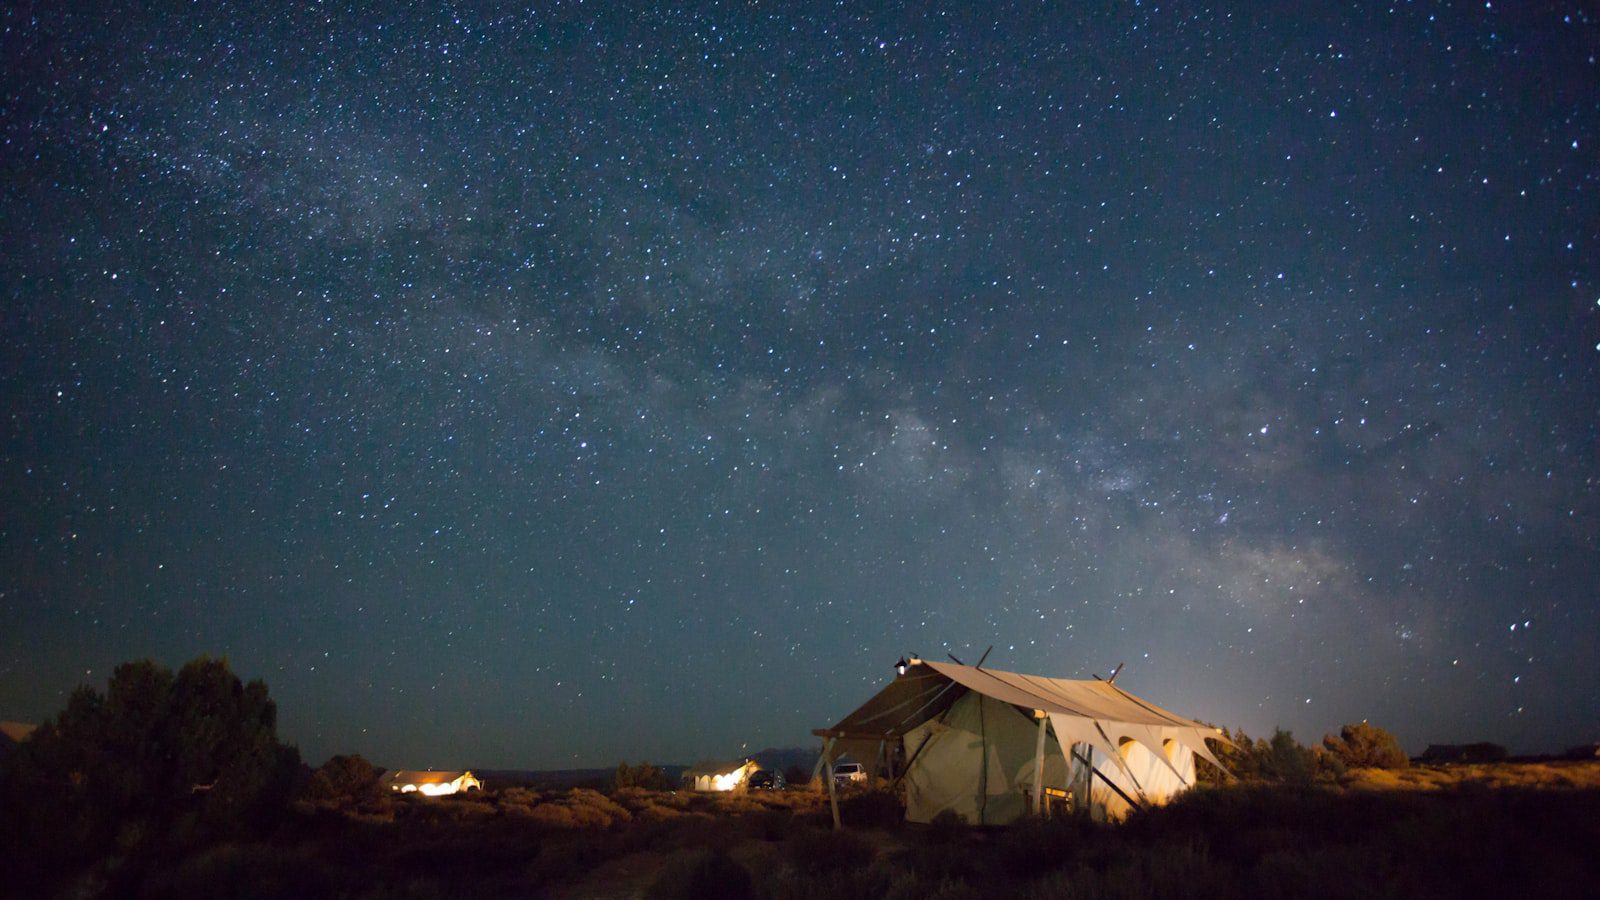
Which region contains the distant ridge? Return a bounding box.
[749,746,821,774]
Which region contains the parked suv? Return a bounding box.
[748,769,786,791]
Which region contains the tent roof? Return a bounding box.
[819,660,1214,740]
[925,661,1213,728]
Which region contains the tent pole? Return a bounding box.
[1032,713,1048,816]
[1094,721,1149,799]
[1079,744,1093,817]
[886,680,961,735]
[1071,749,1145,814]
[888,730,933,791]
[827,753,842,830]
[810,736,836,784]
[816,734,842,830]
[978,695,988,824]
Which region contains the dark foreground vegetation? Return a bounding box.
[7,774,1597,899]
[4,659,1598,898]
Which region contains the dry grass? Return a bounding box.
[1345,760,1600,791]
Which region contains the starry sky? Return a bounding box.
[3,2,1597,769]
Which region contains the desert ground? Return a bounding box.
[74,760,1600,899]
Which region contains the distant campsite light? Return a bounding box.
[385,770,482,796]
[684,758,761,792]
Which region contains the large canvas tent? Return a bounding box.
[814,659,1229,824]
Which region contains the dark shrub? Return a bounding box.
[1200,727,1342,785]
[1323,722,1409,769]
[646,849,753,900]
[1195,726,1255,784]
[137,843,341,899]
[924,808,969,843]
[749,807,794,841]
[302,754,383,806]
[840,788,903,827]
[1261,729,1332,785]
[613,760,672,792]
[788,826,875,876]
[992,815,1097,878]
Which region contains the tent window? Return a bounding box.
[1118,737,1137,759]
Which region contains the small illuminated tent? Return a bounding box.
[0,721,36,760]
[814,659,1229,825]
[384,770,482,795]
[0,721,36,747]
[683,758,761,792]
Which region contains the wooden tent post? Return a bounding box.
[826,753,842,830]
[810,736,836,784]
[814,735,843,829]
[1032,711,1048,815]
[1078,744,1093,817]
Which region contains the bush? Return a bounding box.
[1195,726,1251,785]
[1323,722,1409,770]
[646,849,754,900]
[137,843,341,899]
[1197,727,1342,785]
[569,788,632,822]
[993,816,1098,878]
[613,760,672,792]
[515,788,634,830]
[495,785,542,815]
[1259,729,1335,785]
[788,826,875,876]
[302,754,383,807]
[748,807,795,841]
[839,788,903,827]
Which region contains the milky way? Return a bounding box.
[3,4,1596,767]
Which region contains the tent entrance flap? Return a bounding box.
[901,692,1067,825]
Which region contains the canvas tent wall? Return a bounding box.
[900,691,1072,824]
[815,660,1227,825]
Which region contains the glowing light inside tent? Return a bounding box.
[387,770,482,796]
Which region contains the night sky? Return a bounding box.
[3,3,1597,770]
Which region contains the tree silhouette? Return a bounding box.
[1323,722,1409,769]
[0,657,301,891]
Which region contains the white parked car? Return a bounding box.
[832,762,867,785]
